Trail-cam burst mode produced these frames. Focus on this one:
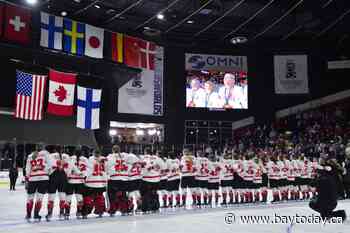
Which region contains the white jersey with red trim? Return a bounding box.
[253,161,265,184]
[48,152,70,175]
[66,155,88,184]
[142,154,163,183]
[233,159,243,178]
[106,153,130,181]
[286,160,295,181]
[209,161,221,183]
[25,150,50,182]
[292,159,302,178]
[128,153,142,181]
[167,158,180,181]
[242,159,256,181]
[85,156,107,188]
[221,158,234,181]
[196,157,210,181]
[301,159,312,179]
[160,158,169,181]
[267,161,281,180]
[180,155,197,177]
[280,160,289,180]
[310,161,319,179]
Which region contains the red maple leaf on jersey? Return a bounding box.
[54,85,67,102]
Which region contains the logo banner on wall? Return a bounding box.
[274,55,309,94]
[185,53,248,72]
[117,46,163,116]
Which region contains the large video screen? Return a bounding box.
[185,54,248,110]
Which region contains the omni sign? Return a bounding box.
[185,53,248,72]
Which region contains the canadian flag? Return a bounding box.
[47,69,77,116]
[4,5,31,44]
[85,24,104,58]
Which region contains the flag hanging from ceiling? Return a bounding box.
[111,32,123,63]
[118,46,163,115]
[15,70,47,120]
[124,36,156,70]
[124,35,141,69]
[47,69,77,116]
[76,86,102,129]
[40,12,63,50]
[0,4,4,38]
[63,18,85,55]
[4,5,31,44]
[139,39,156,70]
[85,24,104,58]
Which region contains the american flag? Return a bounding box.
[15,70,47,120]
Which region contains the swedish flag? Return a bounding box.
[63,19,85,55]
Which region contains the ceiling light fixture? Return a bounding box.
[26,0,38,5]
[94,4,101,9]
[187,20,194,24]
[61,11,68,17]
[230,36,248,44]
[157,13,165,20]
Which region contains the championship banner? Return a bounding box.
[117,46,163,116]
[274,55,309,94]
[185,53,247,72]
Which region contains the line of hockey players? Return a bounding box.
[24,145,320,222]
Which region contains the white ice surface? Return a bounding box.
[0,185,349,233]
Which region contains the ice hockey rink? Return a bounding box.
[0,185,349,233]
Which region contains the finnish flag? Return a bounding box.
[40,12,63,50]
[76,86,102,130]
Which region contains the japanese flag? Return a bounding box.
[85,24,104,58]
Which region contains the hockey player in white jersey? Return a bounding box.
[83,149,107,218]
[232,154,244,204]
[64,148,88,219]
[158,151,170,208]
[300,154,312,199]
[180,148,198,207]
[166,151,181,207]
[46,146,70,221]
[106,145,130,215]
[279,155,290,201]
[267,154,282,203]
[140,148,163,213]
[127,152,143,213]
[253,156,267,203]
[208,156,221,207]
[195,151,210,207]
[220,152,234,205]
[241,153,256,203]
[25,147,50,221]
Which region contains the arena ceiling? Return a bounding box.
[11,0,350,48]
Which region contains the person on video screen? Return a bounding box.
[186,78,205,108]
[203,81,220,108]
[218,73,246,109]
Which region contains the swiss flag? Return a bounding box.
[0,4,4,38]
[4,5,31,44]
[47,69,77,116]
